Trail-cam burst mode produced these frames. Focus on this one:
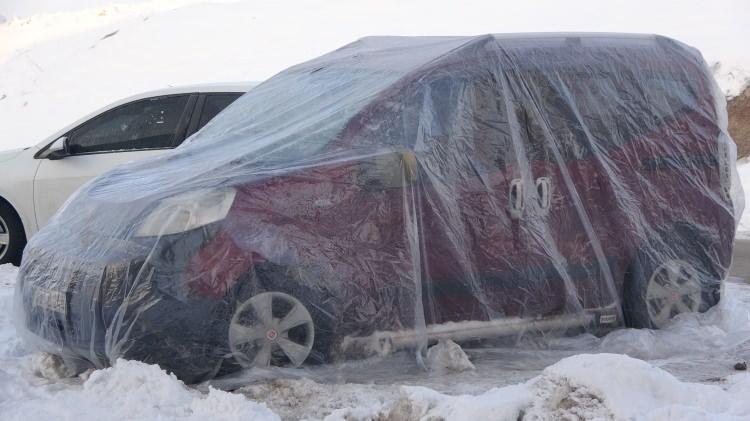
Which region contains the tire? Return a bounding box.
[0,202,26,266]
[250,262,338,363]
[623,225,722,329]
[214,262,337,377]
[228,291,316,368]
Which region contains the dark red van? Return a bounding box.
[18,34,738,382]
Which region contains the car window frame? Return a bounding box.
[35,93,198,159]
[184,92,244,139]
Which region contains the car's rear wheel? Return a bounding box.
[624,223,724,329]
[229,291,315,368]
[0,202,25,266]
[624,249,720,329]
[633,259,705,328]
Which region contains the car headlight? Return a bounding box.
[136,188,237,237]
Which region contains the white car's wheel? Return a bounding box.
[229,291,314,368]
[0,214,9,261]
[0,203,25,266]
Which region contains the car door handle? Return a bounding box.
[535,177,551,212]
[509,178,524,218]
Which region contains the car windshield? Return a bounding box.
[182,67,403,165]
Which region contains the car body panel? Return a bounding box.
[33,149,169,228]
[0,147,42,238]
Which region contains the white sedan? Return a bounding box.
[0,82,254,265]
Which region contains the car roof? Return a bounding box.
[81,33,720,196]
[35,82,258,149]
[130,82,258,98]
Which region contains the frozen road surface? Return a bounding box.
[1,263,750,420]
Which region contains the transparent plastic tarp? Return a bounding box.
[15,33,742,383]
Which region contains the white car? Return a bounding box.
[0,82,254,265]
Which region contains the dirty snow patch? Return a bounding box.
[351,354,750,421]
[426,339,475,373]
[2,358,280,421]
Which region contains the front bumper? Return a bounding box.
[18,246,149,366]
[17,227,231,378]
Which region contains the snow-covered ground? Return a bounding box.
[1,1,750,419]
[2,263,750,420]
[736,160,750,238]
[1,0,748,151]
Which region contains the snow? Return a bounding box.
[425,339,476,373]
[0,1,749,418]
[0,0,748,151]
[3,263,750,420]
[320,354,750,420]
[713,65,749,99]
[0,265,279,421]
[737,160,750,238]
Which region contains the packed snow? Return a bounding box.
[2,264,750,420]
[0,266,280,421]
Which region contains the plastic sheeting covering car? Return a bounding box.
[15,33,743,383]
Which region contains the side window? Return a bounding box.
[197,93,243,129]
[67,95,190,155]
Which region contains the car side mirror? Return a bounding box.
[45,136,69,160]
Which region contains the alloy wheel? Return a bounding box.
[229,291,314,368]
[645,259,703,328]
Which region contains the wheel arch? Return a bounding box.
[0,193,30,243]
[627,221,724,279]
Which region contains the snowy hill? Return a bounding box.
[1,0,748,151]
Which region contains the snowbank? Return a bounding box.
[362,354,750,421]
[737,160,750,238]
[2,359,280,421]
[0,264,279,421]
[4,359,280,421]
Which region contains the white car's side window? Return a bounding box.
[67,94,190,155]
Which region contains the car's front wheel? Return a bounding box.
[0,202,25,266]
[229,291,315,368]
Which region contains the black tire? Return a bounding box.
[623,224,722,329]
[0,201,26,266]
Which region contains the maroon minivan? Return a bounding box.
[18,33,738,382]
